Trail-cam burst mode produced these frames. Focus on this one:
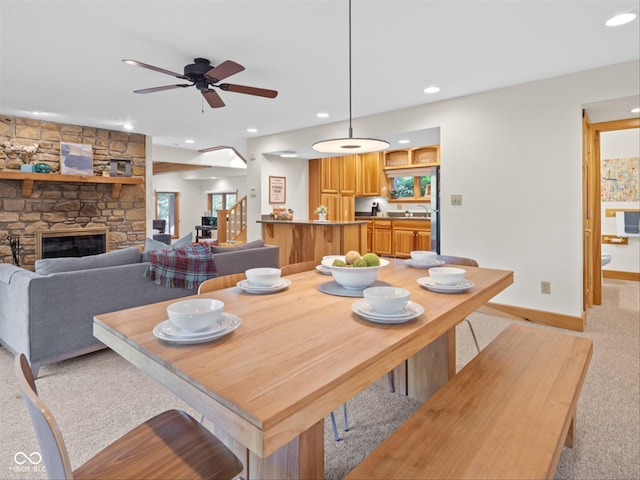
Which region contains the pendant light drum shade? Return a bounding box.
[312,0,388,154]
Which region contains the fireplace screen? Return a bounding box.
[36,229,109,260]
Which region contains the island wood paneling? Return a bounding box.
[259,220,367,266]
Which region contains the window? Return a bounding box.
[207,191,238,215]
[389,175,432,200]
[155,192,179,238]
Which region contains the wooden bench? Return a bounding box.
[346,323,593,480]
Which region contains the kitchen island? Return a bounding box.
[257,219,367,266]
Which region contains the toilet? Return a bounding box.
[601,252,612,267]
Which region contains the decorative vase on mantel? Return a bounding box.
[20,164,35,173]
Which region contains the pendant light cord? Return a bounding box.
[348,0,353,139]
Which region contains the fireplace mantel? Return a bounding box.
[0,172,144,199]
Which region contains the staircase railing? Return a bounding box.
[216,196,247,243]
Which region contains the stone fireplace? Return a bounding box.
[36,228,109,260]
[0,115,147,270]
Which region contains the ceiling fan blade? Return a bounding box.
[134,84,192,94]
[219,83,278,98]
[204,60,245,82]
[122,59,190,80]
[202,89,225,108]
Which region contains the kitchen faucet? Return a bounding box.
[417,205,429,217]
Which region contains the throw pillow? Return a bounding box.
[141,232,193,262]
[35,247,142,275]
[210,239,264,254]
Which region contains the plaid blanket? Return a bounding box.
[145,244,217,288]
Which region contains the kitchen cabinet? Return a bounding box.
[372,219,393,256]
[320,156,341,193]
[340,155,357,194]
[392,220,431,258]
[356,152,382,196]
[320,193,354,222]
[366,220,373,252]
[384,145,440,170]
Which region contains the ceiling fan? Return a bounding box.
[122,57,278,108]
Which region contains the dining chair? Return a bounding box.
[14,354,243,480]
[198,272,247,294]
[436,255,481,353]
[281,261,350,440]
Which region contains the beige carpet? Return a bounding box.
[1,278,638,479]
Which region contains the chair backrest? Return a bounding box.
[437,255,479,267]
[280,261,317,276]
[152,219,166,233]
[198,272,247,294]
[14,354,73,480]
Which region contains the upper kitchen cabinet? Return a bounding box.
[384,145,440,170]
[340,155,357,195]
[356,152,382,196]
[320,156,341,193]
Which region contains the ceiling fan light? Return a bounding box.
[312,137,390,154]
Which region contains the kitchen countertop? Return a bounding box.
[354,215,431,221]
[257,219,367,225]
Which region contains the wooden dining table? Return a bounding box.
[93,259,513,479]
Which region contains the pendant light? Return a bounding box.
[312,0,389,154]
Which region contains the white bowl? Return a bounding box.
[321,256,390,289]
[410,250,437,264]
[363,286,411,314]
[167,298,224,332]
[428,267,466,286]
[245,267,282,287]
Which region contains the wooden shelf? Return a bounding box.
[0,172,144,198]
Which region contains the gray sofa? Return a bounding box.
[0,241,279,376]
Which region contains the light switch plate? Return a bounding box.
[451,194,463,206]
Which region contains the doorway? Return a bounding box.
[583,114,639,309]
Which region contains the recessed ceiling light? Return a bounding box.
[280,152,298,158]
[398,139,411,144]
[184,139,195,144]
[605,12,637,26]
[631,107,640,113]
[247,128,258,133]
[424,86,440,94]
[317,112,329,118]
[123,123,134,131]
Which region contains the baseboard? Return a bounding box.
[478,302,585,332]
[603,270,640,281]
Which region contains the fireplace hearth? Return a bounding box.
[36,228,109,260]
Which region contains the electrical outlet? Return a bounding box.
[451,194,463,206]
[397,204,403,210]
[541,281,551,294]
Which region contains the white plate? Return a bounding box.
[351,300,424,324]
[404,259,445,269]
[237,278,291,294]
[316,265,332,275]
[159,316,232,339]
[153,314,241,344]
[417,277,475,293]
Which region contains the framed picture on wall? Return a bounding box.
[60,142,93,176]
[269,176,286,203]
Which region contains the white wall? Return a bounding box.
[600,128,640,273]
[148,145,248,240]
[247,60,640,318]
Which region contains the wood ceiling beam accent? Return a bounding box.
[198,145,247,164]
[152,162,211,175]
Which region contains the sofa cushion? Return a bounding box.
[210,239,264,253]
[141,232,193,262]
[34,247,142,275]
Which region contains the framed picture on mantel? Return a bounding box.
[269,176,286,203]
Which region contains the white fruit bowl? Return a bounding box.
[321,256,390,289]
[167,298,224,332]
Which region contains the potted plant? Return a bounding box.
[389,190,399,199]
[315,205,328,221]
